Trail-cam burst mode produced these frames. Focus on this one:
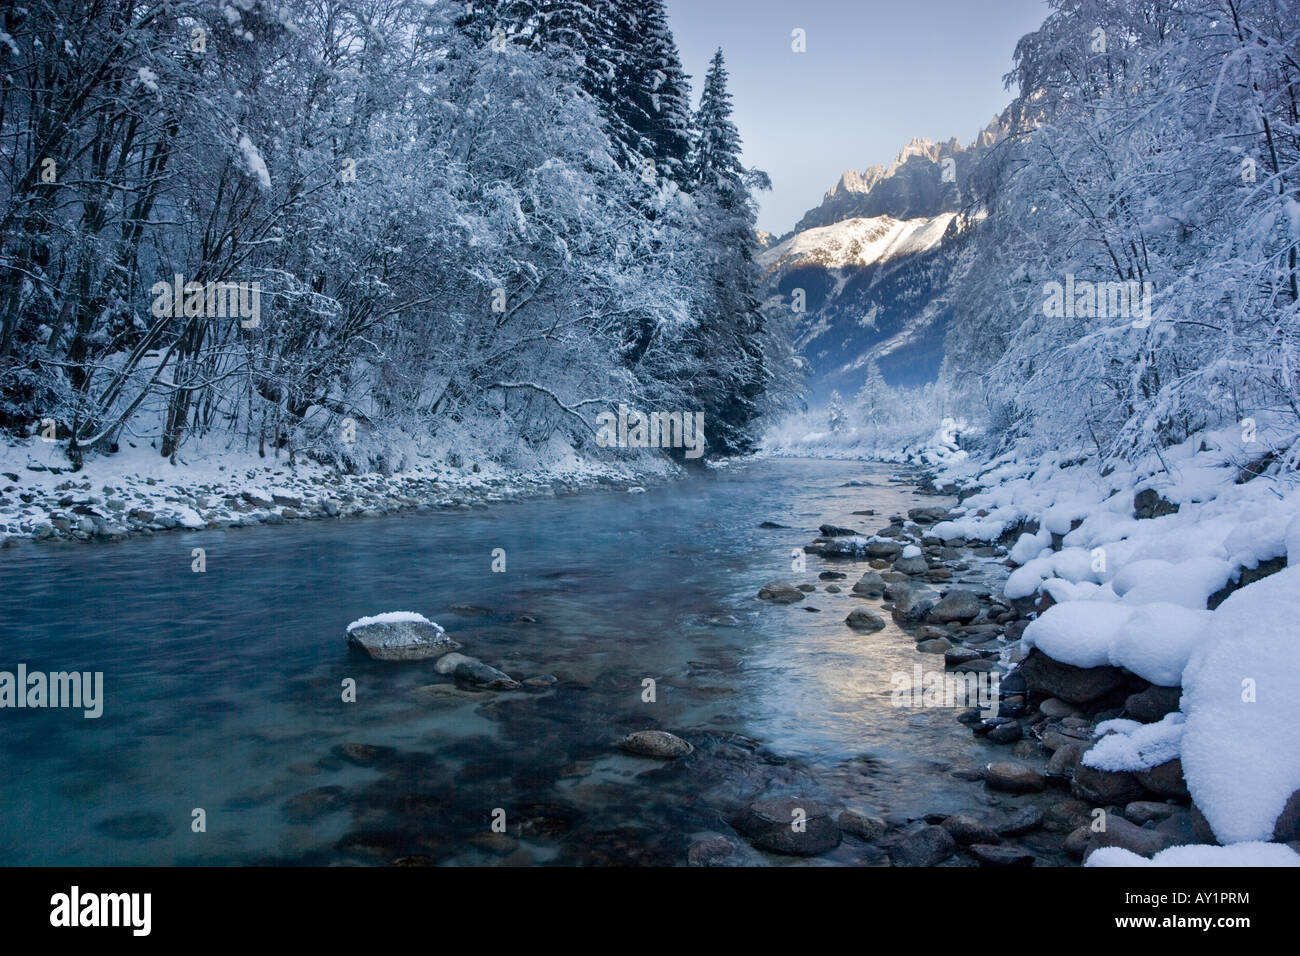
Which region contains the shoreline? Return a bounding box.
[781,465,1218,867]
[0,441,688,547]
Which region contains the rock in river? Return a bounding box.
[757,580,805,604]
[851,571,887,597]
[984,761,1046,793]
[434,652,520,690]
[346,611,460,660]
[887,825,956,866]
[734,797,841,856]
[926,589,981,624]
[1015,648,1126,704]
[617,730,694,759]
[845,608,886,632]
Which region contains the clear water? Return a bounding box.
[0,458,1055,866]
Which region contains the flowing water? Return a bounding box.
[0,458,1051,866]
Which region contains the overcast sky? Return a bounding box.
[665,0,1050,235]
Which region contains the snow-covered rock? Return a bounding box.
[346,612,459,660]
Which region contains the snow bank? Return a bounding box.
[1022,601,1132,668]
[933,415,1300,853]
[1179,566,1300,844]
[1086,842,1300,867]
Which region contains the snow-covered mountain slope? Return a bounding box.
[759,213,958,273]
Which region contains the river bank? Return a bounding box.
[884,421,1300,868]
[0,437,685,545]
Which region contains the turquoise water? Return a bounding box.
[0,459,1032,865]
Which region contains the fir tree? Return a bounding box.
[685,48,770,455]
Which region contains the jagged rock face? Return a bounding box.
[785,115,1008,236]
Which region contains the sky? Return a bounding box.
[665,0,1050,236]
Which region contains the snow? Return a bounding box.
[347,611,434,632]
[764,416,974,469]
[1084,713,1184,771]
[1086,842,1300,867]
[901,544,921,558]
[0,426,681,543]
[1179,565,1300,844]
[1117,556,1234,609]
[758,213,957,273]
[1022,601,1133,668]
[927,416,1300,854]
[236,134,271,190]
[1109,603,1214,686]
[1009,527,1051,564]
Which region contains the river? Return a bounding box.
[0,457,1038,866]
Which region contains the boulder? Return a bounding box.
[916,638,953,654]
[984,761,1045,793]
[852,571,887,597]
[1072,763,1145,805]
[1085,816,1181,860]
[1124,684,1182,723]
[838,810,888,842]
[734,797,841,856]
[758,581,805,604]
[995,806,1044,837]
[346,613,459,661]
[434,653,520,690]
[617,730,693,759]
[969,844,1035,867]
[1015,648,1126,704]
[845,608,886,632]
[1045,741,1088,781]
[927,590,981,624]
[1133,489,1180,519]
[893,555,929,575]
[941,815,1002,846]
[819,524,860,537]
[1134,759,1190,799]
[887,825,956,866]
[865,540,903,560]
[891,589,936,624]
[1124,801,1178,826]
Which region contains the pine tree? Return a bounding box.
[684,48,770,455]
[618,0,694,187]
[690,49,746,196]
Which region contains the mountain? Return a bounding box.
[761,117,1006,402]
[784,122,1002,239]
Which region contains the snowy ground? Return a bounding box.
[922,415,1300,865]
[762,414,976,468]
[0,433,683,544]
